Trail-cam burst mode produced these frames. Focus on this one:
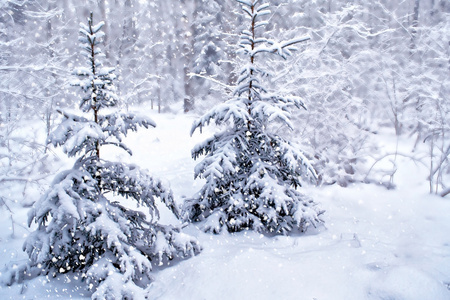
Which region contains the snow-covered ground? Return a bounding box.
[1,109,449,299]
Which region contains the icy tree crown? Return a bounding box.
[51,14,154,161]
[235,0,309,101]
[72,12,118,112]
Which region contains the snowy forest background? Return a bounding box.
[0,0,449,299]
[1,0,449,194]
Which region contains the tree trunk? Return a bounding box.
[410,0,420,49]
[44,1,56,153]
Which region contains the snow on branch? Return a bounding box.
[49,110,104,157]
[100,112,156,139]
[236,0,253,7]
[100,162,178,219]
[244,36,310,59]
[190,100,250,136]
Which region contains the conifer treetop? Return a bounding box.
[236,0,309,61]
[72,12,118,112]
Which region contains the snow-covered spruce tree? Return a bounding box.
[183,0,324,235]
[5,13,200,299]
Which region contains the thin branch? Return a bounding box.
[441,188,450,198]
[188,73,234,91]
[364,152,427,181]
[0,175,48,183]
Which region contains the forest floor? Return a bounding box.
[1,107,450,299]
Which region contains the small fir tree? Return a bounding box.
[5,13,200,299]
[183,0,324,235]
